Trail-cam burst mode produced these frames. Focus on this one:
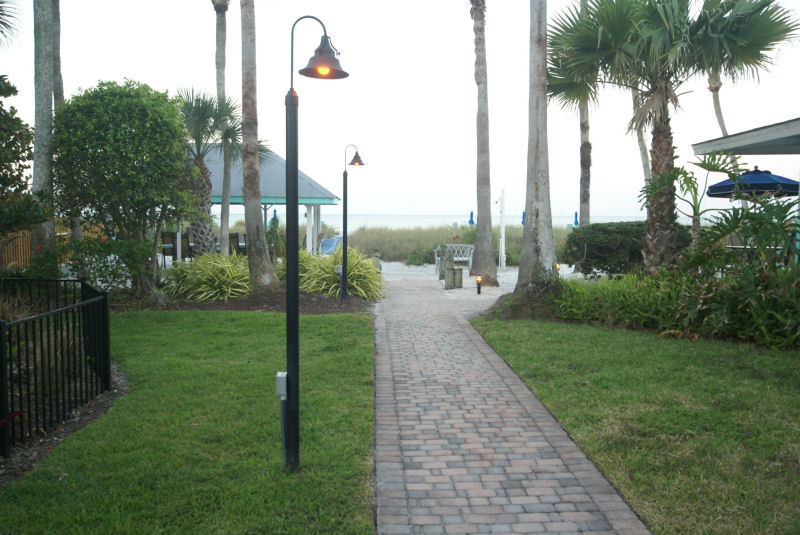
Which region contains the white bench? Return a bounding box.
[434,243,474,275]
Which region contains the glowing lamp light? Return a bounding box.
[298,35,349,80]
[476,275,482,294]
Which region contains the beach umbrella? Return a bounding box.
[707,166,799,198]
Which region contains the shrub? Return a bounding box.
[52,80,195,295]
[163,253,251,301]
[555,273,681,331]
[562,221,690,275]
[65,237,149,290]
[405,248,433,266]
[277,248,384,301]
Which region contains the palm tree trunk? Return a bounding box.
[516,0,556,292]
[51,0,63,104]
[31,0,55,257]
[220,139,232,253]
[51,0,82,242]
[578,99,591,226]
[240,0,279,288]
[577,0,591,227]
[708,71,729,137]
[631,86,651,181]
[470,0,497,284]
[642,110,678,273]
[188,157,217,254]
[212,0,231,255]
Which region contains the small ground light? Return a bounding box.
[476,275,482,294]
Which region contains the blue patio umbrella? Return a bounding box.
[707,166,799,198]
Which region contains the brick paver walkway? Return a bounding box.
[374,278,650,535]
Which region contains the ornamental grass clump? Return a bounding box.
[163,253,251,301]
[277,248,384,301]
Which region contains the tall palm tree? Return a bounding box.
[211,0,232,255]
[31,0,55,257]
[178,89,221,255]
[516,0,557,291]
[626,0,694,272]
[691,0,798,137]
[469,0,497,283]
[240,0,279,289]
[557,0,695,272]
[548,1,599,226]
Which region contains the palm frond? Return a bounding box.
[178,88,218,161]
[0,0,18,45]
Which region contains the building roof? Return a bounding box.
[204,144,339,205]
[692,117,800,156]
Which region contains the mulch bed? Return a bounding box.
[1,289,375,488]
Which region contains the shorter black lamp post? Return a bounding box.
[340,145,364,300]
[476,275,482,294]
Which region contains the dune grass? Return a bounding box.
[472,317,800,535]
[349,224,571,264]
[0,311,375,534]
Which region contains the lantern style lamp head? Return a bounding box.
[349,151,364,166]
[476,275,482,294]
[299,35,349,79]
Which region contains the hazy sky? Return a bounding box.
[4,0,800,221]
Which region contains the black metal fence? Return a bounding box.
[0,278,110,457]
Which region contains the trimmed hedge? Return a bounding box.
[562,221,690,275]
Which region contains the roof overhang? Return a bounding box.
[692,117,800,156]
[210,196,338,205]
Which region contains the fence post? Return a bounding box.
[1,320,9,457]
[101,290,110,390]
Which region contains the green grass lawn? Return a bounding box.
[0,311,375,534]
[472,318,800,535]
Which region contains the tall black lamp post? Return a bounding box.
[284,15,348,471]
[340,145,364,300]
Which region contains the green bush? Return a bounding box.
[405,248,433,266]
[555,273,681,331]
[276,248,384,301]
[163,253,251,301]
[553,264,800,350]
[562,221,690,275]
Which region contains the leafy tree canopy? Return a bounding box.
[52,80,196,292]
[0,75,49,239]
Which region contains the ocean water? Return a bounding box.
[218,207,654,233]
[314,213,647,233]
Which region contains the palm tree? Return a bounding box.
[469,0,497,283]
[548,1,598,226]
[178,89,222,255]
[556,0,696,272]
[516,0,557,291]
[240,0,279,289]
[31,0,55,257]
[691,0,798,138]
[211,0,232,255]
